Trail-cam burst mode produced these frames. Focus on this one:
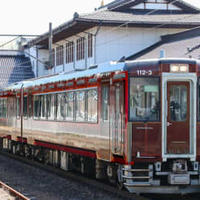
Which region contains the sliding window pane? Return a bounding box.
[88,89,97,122]
[65,92,74,121]
[75,91,85,122]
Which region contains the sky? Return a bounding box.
[0,0,200,36]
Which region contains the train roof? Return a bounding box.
[2,58,199,92]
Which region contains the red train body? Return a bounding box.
[0,58,200,194]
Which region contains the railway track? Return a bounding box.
[0,181,29,200]
[0,150,149,200]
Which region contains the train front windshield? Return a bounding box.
[129,77,160,122]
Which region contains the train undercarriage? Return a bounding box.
[1,137,200,195]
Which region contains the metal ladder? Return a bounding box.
[123,165,153,187]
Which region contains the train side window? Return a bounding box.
[33,95,40,119]
[39,95,46,119]
[28,95,32,118]
[16,97,20,118]
[88,89,98,122]
[23,96,28,119]
[65,92,74,121]
[57,93,66,121]
[198,79,200,121]
[101,86,110,121]
[129,77,160,121]
[75,90,85,122]
[0,98,7,118]
[47,94,56,120]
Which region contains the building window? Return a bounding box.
[66,42,74,63]
[56,46,64,66]
[88,34,93,58]
[76,37,85,61]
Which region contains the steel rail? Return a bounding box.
[0,181,30,200]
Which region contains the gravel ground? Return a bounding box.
[0,154,124,200]
[0,188,15,200]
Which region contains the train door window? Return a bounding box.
[17,97,20,118]
[88,89,98,122]
[23,96,28,119]
[170,85,187,121]
[129,77,160,121]
[33,95,40,119]
[75,90,85,122]
[57,93,66,121]
[28,95,32,118]
[101,86,110,121]
[65,92,74,121]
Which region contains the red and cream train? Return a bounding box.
[0,58,200,194]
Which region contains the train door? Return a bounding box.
[99,83,111,160]
[112,81,125,155]
[167,82,190,154]
[162,74,196,161]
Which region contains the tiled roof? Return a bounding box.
[78,10,200,26]
[126,27,200,60]
[104,0,200,13]
[27,0,200,47]
[0,54,34,88]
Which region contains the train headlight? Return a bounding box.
[170,65,179,72]
[170,64,189,73]
[180,65,189,72]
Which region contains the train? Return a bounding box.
[0,58,200,194]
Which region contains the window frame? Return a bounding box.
[32,87,98,124]
[128,76,161,122]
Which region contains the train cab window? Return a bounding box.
[129,77,160,121]
[23,96,28,119]
[65,92,74,121]
[75,91,85,122]
[88,89,98,122]
[16,97,20,118]
[101,86,110,121]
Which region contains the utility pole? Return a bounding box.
[48,22,53,72]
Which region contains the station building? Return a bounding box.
[25,0,200,77]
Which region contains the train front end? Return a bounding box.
[123,58,200,194]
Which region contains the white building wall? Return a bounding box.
[33,26,186,77]
[38,49,49,76]
[95,27,185,63]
